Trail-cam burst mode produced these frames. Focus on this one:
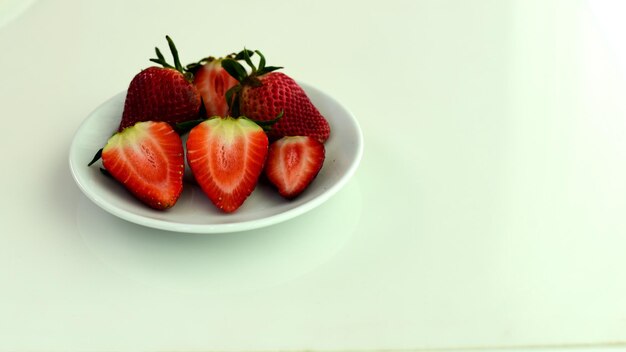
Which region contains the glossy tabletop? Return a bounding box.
[1,0,626,350]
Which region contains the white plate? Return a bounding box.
[69,83,363,233]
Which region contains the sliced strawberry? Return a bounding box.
[186,117,268,213]
[264,136,325,199]
[193,58,239,117]
[101,121,184,210]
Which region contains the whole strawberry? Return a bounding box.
[221,50,331,142]
[119,36,201,131]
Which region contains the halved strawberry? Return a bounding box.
[264,136,325,199]
[186,117,268,213]
[191,57,239,117]
[100,121,184,210]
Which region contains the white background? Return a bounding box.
[1,0,626,350]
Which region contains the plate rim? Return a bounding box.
[69,82,363,234]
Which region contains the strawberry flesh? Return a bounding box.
[102,121,184,210]
[193,59,238,117]
[264,136,325,199]
[186,117,268,213]
[119,67,201,131]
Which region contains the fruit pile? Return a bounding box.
[89,36,330,213]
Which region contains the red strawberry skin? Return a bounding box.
[264,136,325,199]
[240,72,330,142]
[193,59,238,117]
[119,67,201,131]
[102,121,184,210]
[186,117,268,213]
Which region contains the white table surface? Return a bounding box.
[1,0,626,351]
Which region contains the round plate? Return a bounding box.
[69,83,363,233]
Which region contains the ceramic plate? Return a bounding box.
[69,83,363,233]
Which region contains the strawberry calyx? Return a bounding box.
[149,35,194,82]
[173,110,283,135]
[221,49,282,117]
[185,49,258,77]
[185,56,219,74]
[185,54,234,74]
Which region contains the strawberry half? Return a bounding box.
[99,121,184,210]
[119,36,201,131]
[190,57,239,117]
[186,117,269,213]
[222,50,331,142]
[264,136,325,199]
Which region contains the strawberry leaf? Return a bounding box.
[88,148,103,167]
[149,36,193,81]
[225,85,242,117]
[150,47,173,69]
[166,35,184,73]
[249,110,283,132]
[174,118,206,135]
[99,167,112,178]
[256,50,266,71]
[257,66,282,76]
[242,48,256,73]
[221,59,248,82]
[234,49,255,60]
[185,56,214,73]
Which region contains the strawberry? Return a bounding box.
[96,121,185,210]
[186,116,269,213]
[119,36,201,131]
[264,136,325,199]
[189,57,239,117]
[221,50,331,142]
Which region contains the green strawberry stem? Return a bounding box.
[149,35,193,81]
